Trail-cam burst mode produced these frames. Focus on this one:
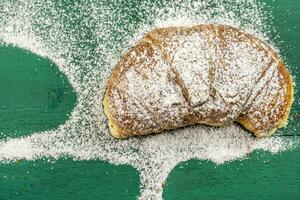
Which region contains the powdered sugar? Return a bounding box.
[0,0,296,199]
[107,24,290,137]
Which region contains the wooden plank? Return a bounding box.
[0,159,140,200]
[0,140,299,200]
[163,141,300,199]
[0,45,76,139]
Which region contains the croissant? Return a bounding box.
[103,24,294,139]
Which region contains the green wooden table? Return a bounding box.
[0,0,299,199]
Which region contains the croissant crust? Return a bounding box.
[103,24,294,138]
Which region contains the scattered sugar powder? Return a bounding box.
[0,0,297,199]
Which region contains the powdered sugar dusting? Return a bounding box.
[106,24,290,137]
[0,0,296,199]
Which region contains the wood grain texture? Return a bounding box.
[0,0,299,200]
[0,45,76,139]
[0,159,140,200]
[164,145,300,200]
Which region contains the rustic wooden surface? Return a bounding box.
[0,0,299,199]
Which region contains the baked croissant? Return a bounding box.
[103,24,294,138]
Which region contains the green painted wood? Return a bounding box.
[163,146,300,200]
[0,0,299,200]
[0,159,140,200]
[0,45,77,138]
[266,0,300,136]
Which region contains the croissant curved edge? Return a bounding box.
[103,24,294,139]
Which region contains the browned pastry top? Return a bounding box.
[103,24,294,138]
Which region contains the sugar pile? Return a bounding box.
[0,0,296,199]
